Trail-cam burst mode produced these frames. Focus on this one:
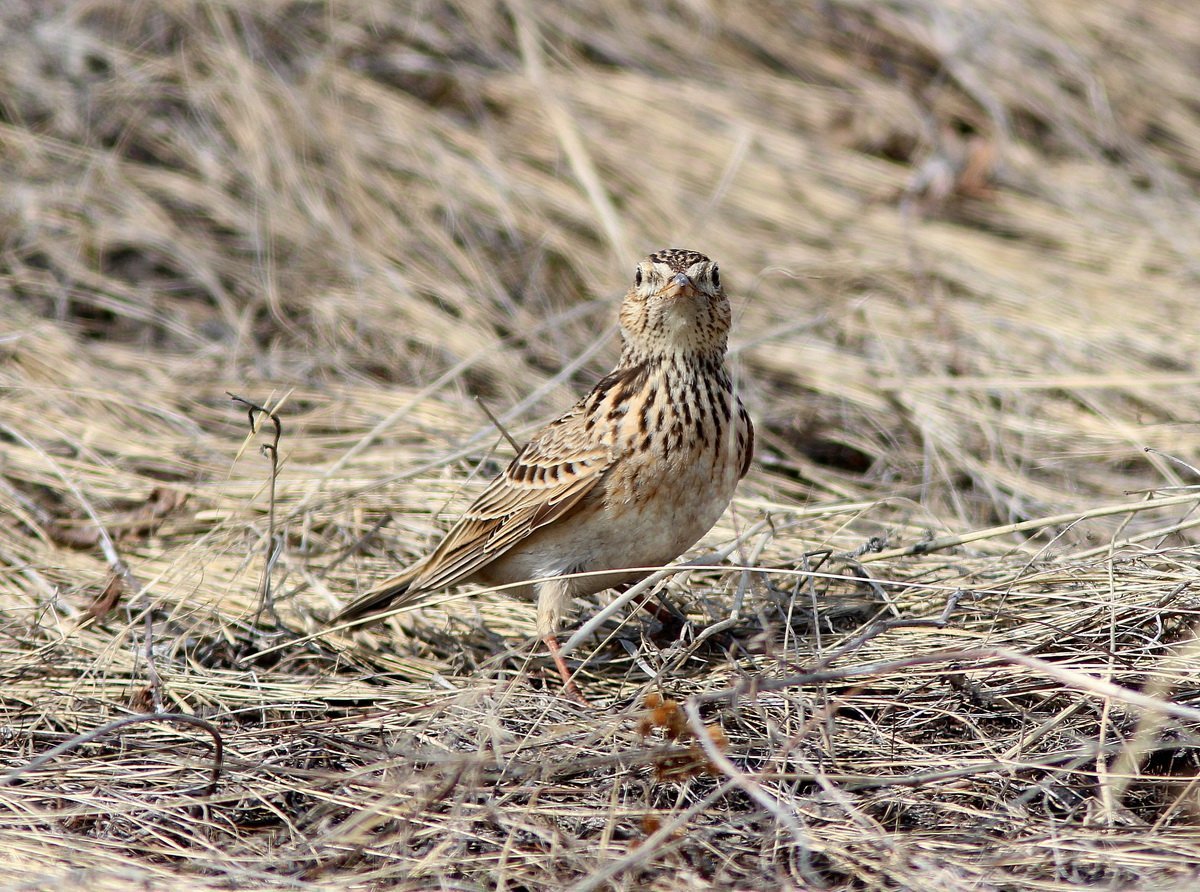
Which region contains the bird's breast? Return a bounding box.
[485,360,750,599]
[596,365,747,547]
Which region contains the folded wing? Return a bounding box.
[335,409,612,623]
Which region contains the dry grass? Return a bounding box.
[3,1,1200,888]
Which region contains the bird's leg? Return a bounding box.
[537,578,587,703]
[542,634,587,704]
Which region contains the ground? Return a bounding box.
[3,2,1200,889]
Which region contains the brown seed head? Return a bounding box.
[619,248,730,363]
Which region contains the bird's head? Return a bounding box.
[619,248,731,361]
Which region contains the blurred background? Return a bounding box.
[4,0,1197,539]
[3,2,1200,888]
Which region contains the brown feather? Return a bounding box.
[337,248,753,656]
[334,405,613,624]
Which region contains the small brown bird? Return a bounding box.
[335,249,753,699]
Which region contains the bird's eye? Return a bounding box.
[711,265,720,288]
[634,267,643,287]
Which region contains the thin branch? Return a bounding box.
[0,422,141,597]
[682,701,819,874]
[474,394,521,452]
[861,491,1200,562]
[567,780,737,892]
[144,609,165,712]
[560,520,770,656]
[228,393,283,626]
[2,712,224,798]
[695,646,1200,726]
[806,590,963,673]
[0,422,162,704]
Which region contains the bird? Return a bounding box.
[335,249,753,700]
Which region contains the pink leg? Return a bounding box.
[542,634,587,704]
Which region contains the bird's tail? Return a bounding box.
[333,564,427,625]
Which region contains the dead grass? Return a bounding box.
[3,0,1200,888]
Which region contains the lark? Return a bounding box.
[335,249,753,699]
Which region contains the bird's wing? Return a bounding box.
[335,406,612,623]
[414,412,612,591]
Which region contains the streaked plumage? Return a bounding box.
[336,249,753,698]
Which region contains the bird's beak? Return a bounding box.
[659,272,696,299]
